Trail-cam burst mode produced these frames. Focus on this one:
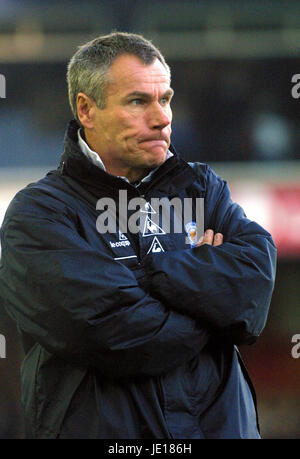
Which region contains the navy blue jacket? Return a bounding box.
[0,120,276,438]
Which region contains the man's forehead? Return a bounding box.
[106,54,170,91]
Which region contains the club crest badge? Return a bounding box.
[185,221,198,247]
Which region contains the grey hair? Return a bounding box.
[67,31,171,121]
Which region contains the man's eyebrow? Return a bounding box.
[125,88,174,99]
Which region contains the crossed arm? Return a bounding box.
[142,167,276,345]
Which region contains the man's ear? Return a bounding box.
[76,92,96,129]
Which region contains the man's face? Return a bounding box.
[83,54,173,180]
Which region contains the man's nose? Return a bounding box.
[148,102,172,130]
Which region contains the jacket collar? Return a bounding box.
[58,119,204,196]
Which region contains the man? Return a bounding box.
[0,32,276,439]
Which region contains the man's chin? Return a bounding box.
[144,147,168,166]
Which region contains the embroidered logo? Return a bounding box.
[147,236,165,254]
[142,216,166,237]
[185,221,198,247]
[140,201,156,214]
[109,230,131,248]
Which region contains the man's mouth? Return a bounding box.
[138,135,169,146]
[140,139,167,145]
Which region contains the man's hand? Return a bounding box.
[197,229,223,247]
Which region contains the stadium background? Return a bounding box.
[0,0,300,439]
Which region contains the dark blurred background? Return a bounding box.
[0,0,300,439]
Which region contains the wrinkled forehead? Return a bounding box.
[105,54,171,95]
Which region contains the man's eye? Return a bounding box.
[160,97,170,106]
[131,99,143,105]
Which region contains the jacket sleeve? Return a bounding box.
[0,190,209,380]
[142,165,277,345]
